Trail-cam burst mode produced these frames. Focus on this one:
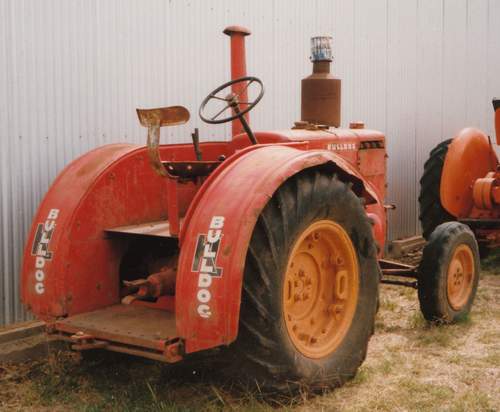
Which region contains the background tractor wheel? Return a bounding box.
[418,222,480,323]
[234,170,379,391]
[419,139,454,239]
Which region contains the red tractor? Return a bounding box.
[21,26,480,391]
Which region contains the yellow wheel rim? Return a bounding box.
[282,220,359,359]
[447,244,475,310]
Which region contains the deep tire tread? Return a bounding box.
[233,170,379,391]
[418,222,480,323]
[419,139,455,239]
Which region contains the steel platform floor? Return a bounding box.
[55,304,177,350]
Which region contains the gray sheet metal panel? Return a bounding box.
[1,0,500,325]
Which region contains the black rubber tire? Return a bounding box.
[418,222,480,323]
[234,170,379,391]
[419,139,455,239]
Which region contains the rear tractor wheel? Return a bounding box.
[418,222,480,323]
[235,171,379,391]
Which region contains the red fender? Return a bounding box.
[21,143,222,320]
[175,144,383,353]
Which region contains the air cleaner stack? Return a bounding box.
[301,36,341,127]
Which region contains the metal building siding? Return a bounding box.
[1,0,499,326]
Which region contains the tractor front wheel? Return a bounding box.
[418,222,480,323]
[235,171,379,391]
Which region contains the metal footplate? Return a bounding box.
[51,304,183,363]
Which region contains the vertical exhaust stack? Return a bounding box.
[494,99,500,146]
[301,36,341,127]
[223,26,251,138]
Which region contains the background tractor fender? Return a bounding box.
[175,144,382,354]
[440,128,498,217]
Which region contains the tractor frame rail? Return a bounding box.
[379,259,418,289]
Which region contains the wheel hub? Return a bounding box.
[283,220,359,359]
[447,244,475,310]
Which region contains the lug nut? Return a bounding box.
[298,333,309,341]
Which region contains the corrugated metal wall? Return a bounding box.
[1,0,499,326]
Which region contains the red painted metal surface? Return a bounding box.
[175,143,384,353]
[21,142,230,321]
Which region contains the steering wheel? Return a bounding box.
[199,76,264,124]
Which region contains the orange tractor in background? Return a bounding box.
[418,99,500,321]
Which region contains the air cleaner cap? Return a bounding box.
[311,36,333,62]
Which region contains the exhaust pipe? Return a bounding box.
[494,99,500,146]
[223,25,251,138]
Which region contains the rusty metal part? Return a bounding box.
[136,106,190,177]
[283,220,359,359]
[163,161,221,178]
[123,267,177,301]
[164,340,183,362]
[54,331,183,363]
[137,106,190,128]
[379,259,418,278]
[191,128,202,160]
[55,304,177,351]
[349,121,365,129]
[223,26,251,138]
[379,259,418,288]
[447,244,475,310]
[128,295,175,312]
[148,124,167,176]
[301,60,341,127]
[387,236,425,259]
[440,128,498,217]
[292,121,309,129]
[70,332,109,350]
